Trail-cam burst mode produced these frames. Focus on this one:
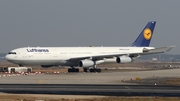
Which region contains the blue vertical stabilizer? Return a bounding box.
[131,21,156,47]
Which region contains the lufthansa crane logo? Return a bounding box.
[143,28,152,40]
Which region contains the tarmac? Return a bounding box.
[1,68,180,96]
[0,68,180,84]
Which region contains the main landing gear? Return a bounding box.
[67,66,101,73]
[83,68,101,73]
[68,67,79,73]
[68,68,101,73]
[84,68,101,73]
[89,68,101,73]
[83,65,101,73]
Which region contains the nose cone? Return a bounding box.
[5,55,12,61]
[5,54,17,64]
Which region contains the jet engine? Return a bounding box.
[78,60,95,68]
[116,56,132,63]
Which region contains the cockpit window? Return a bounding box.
[8,52,17,54]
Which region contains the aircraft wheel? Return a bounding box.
[90,68,96,72]
[96,68,101,73]
[83,68,88,72]
[68,68,72,72]
[75,68,79,72]
[68,68,79,73]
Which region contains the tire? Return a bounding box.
[83,68,88,72]
[96,68,101,73]
[90,69,96,72]
[75,68,79,72]
[68,68,72,72]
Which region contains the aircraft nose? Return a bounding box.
[5,55,12,61]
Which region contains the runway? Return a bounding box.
[1,69,180,84]
[1,69,180,96]
[0,84,180,96]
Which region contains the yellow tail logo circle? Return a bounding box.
[143,28,152,40]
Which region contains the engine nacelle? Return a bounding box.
[78,60,95,68]
[116,56,132,63]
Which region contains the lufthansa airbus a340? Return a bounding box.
[5,21,174,73]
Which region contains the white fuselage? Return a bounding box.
[5,46,154,66]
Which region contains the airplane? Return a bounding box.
[5,21,174,73]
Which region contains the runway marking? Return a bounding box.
[38,79,50,84]
[39,80,43,83]
[125,86,130,89]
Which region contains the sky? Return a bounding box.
[0,0,179,54]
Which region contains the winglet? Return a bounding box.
[131,21,156,47]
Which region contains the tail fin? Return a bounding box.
[131,21,156,47]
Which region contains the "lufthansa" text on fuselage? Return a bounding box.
[27,49,49,52]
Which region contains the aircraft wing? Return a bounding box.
[129,46,175,57]
[69,54,126,61]
[141,46,175,55]
[68,46,175,61]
